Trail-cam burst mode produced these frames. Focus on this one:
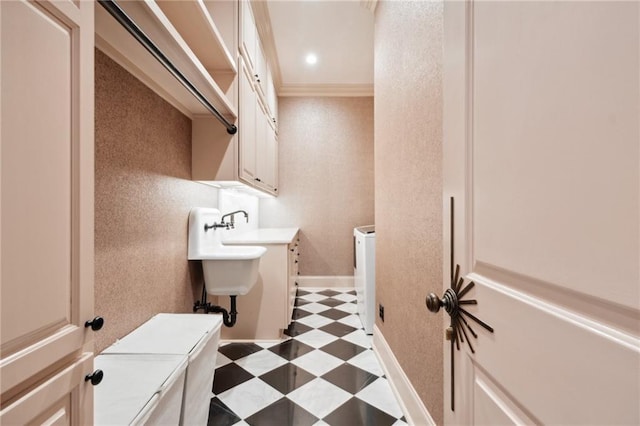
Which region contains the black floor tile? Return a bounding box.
[259,363,315,395]
[283,321,313,337]
[319,322,357,338]
[245,397,318,426]
[321,363,378,394]
[317,289,341,297]
[294,298,311,307]
[319,339,366,361]
[323,397,397,426]
[316,298,346,307]
[213,363,254,394]
[208,397,241,426]
[317,308,350,321]
[291,308,312,320]
[269,338,314,361]
[348,290,357,295]
[296,289,311,296]
[218,342,263,361]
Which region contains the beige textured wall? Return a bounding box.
[94,50,218,353]
[260,97,374,276]
[374,1,444,423]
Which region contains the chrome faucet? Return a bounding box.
[221,210,249,228]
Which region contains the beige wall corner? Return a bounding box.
[94,49,218,353]
[374,0,444,423]
[373,326,437,426]
[260,96,374,277]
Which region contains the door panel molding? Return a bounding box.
[470,278,639,424]
[473,261,640,336]
[472,367,538,425]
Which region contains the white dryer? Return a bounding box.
[354,225,375,334]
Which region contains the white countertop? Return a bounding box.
[223,228,299,245]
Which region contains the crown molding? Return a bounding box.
[279,83,373,97]
[360,0,378,14]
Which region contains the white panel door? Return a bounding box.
[442,1,639,424]
[1,0,95,421]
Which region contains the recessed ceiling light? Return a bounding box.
[305,53,318,65]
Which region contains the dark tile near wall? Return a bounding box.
[319,339,366,361]
[245,398,318,426]
[323,398,397,426]
[321,363,378,394]
[212,363,254,394]
[207,397,241,426]
[259,364,316,394]
[269,338,314,361]
[218,343,263,361]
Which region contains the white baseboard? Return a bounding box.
[372,325,436,426]
[296,275,354,289]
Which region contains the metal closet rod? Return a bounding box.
[98,0,238,135]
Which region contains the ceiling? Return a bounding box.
[255,1,375,96]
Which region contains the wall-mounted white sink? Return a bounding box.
[188,208,266,296]
[198,246,266,296]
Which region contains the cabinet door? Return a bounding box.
[239,59,258,182]
[264,123,278,193]
[0,0,95,417]
[0,353,94,425]
[255,100,275,192]
[239,0,256,71]
[254,39,267,98]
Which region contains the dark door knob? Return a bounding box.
[426,289,460,316]
[85,369,104,386]
[426,293,443,313]
[84,316,104,331]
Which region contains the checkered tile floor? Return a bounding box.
[208,288,407,426]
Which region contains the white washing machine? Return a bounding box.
[354,225,375,334]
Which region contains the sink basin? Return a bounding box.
[200,246,267,296]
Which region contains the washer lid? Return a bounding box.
[102,314,223,356]
[355,225,375,235]
[94,354,187,425]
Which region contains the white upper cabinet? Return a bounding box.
[192,0,278,196]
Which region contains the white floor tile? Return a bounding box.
[297,302,330,314]
[217,377,283,419]
[290,349,344,376]
[393,420,409,426]
[334,302,358,314]
[337,313,365,329]
[347,349,384,376]
[215,353,232,368]
[341,329,372,348]
[296,313,334,328]
[299,293,326,302]
[235,349,288,376]
[356,377,405,418]
[332,293,357,302]
[287,378,352,419]
[294,329,338,349]
[255,340,285,349]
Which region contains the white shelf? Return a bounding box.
[95,0,237,120]
[156,0,237,76]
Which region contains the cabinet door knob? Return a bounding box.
[84,316,104,331]
[295,260,298,264]
[255,177,262,182]
[85,369,104,386]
